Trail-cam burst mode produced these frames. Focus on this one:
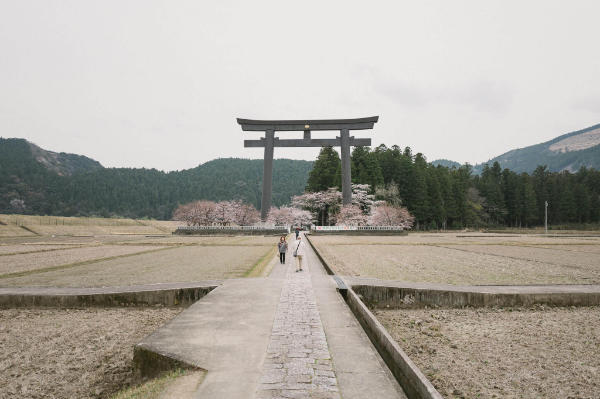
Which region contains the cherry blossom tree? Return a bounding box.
[214,201,237,225]
[231,200,260,225]
[368,204,415,228]
[267,206,312,226]
[173,199,260,226]
[172,200,217,226]
[351,184,376,213]
[336,205,368,226]
[292,188,342,225]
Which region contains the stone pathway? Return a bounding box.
[256,254,341,399]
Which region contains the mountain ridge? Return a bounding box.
[473,123,600,174]
[0,138,313,219]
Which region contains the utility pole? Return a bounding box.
[544,201,548,234]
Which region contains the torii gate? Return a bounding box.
[238,116,378,221]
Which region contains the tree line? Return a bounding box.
[306,145,600,229]
[0,139,313,219]
[3,137,599,228]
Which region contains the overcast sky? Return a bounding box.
[1,1,599,171]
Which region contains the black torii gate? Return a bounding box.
[238,116,378,221]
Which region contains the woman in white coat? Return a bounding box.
[294,235,305,272]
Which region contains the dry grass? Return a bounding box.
[376,306,600,399]
[0,307,181,399]
[310,234,600,285]
[0,224,35,237]
[0,245,167,277]
[0,214,179,236]
[0,244,273,287]
[109,369,204,399]
[0,243,85,256]
[0,231,281,287]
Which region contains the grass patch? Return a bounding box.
[245,246,277,277]
[109,368,197,399]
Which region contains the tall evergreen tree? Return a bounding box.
[350,147,384,192]
[305,146,341,192]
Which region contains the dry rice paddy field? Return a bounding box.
[309,233,600,285]
[0,307,182,399]
[310,233,600,398]
[0,234,277,287]
[0,219,280,398]
[376,306,600,399]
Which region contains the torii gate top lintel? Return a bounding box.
[239,116,379,221]
[237,116,378,132]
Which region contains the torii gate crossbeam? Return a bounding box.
[238,116,378,221]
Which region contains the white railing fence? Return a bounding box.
[312,225,405,231]
[177,225,290,232]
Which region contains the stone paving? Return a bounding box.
[256,255,341,399]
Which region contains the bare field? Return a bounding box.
[0,245,165,276]
[0,307,181,399]
[121,235,285,246]
[376,306,600,399]
[0,244,272,287]
[0,214,180,237]
[0,225,35,237]
[0,244,84,256]
[310,234,600,285]
[25,224,169,236]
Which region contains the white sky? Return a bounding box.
[1,0,599,171]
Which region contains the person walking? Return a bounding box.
[295,227,300,239]
[294,235,305,272]
[277,235,288,264]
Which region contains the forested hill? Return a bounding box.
[0,138,313,219]
[473,123,600,174]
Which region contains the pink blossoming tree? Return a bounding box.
[368,204,415,228]
[266,206,312,226]
[335,204,368,226]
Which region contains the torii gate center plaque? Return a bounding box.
[238,116,378,221]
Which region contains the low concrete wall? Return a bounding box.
[0,286,217,308]
[133,344,203,378]
[353,284,600,309]
[305,234,334,275]
[345,287,443,399]
[174,228,287,236]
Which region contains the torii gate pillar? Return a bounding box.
[261,130,275,221]
[238,116,379,221]
[339,128,352,205]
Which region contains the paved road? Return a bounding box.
[257,252,341,398]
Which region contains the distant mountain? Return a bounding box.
[28,141,103,176]
[431,159,462,169]
[473,123,600,174]
[0,138,313,219]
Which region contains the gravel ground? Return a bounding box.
[0,245,165,276]
[375,306,600,399]
[0,307,181,399]
[310,235,600,285]
[0,244,272,287]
